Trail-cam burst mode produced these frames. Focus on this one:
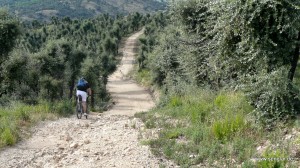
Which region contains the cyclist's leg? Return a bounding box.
[82,102,87,114]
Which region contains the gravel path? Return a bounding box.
[0,30,173,168]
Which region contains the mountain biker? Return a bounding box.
[76,77,92,116]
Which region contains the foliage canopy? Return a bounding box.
[139,0,300,125]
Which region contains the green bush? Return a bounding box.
[49,100,73,117]
[232,137,255,162]
[188,102,212,124]
[0,100,74,149]
[242,68,300,126]
[214,94,228,109]
[190,126,209,145]
[0,127,17,146]
[15,108,30,122]
[257,148,288,168]
[163,140,176,158]
[168,96,183,107]
[211,92,252,141]
[0,96,11,107]
[135,69,152,86]
[162,130,181,139]
[212,114,247,142]
[145,119,156,129]
[136,87,260,166]
[214,92,253,114]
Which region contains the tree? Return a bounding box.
[2,50,30,99]
[0,10,148,108]
[144,0,300,124]
[103,37,118,55]
[80,57,102,109]
[0,9,21,62]
[289,32,300,81]
[66,49,87,99]
[37,40,69,101]
[0,9,21,97]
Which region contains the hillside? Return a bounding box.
[0,0,166,20]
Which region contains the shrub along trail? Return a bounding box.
[0,30,173,168]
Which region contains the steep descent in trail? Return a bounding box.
[0,30,174,168]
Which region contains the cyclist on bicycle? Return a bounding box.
[76,77,92,116]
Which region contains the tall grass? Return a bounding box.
[136,87,297,167]
[133,69,152,87]
[0,100,73,148]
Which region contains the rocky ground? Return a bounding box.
[0,115,172,168]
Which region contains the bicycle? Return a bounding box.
[76,95,88,119]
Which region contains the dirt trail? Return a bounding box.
[107,30,155,116]
[0,30,173,168]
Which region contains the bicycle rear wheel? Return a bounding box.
[76,95,83,119]
[76,103,83,119]
[76,103,82,119]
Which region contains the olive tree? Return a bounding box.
[0,9,21,61]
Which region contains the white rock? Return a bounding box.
[256,146,262,151]
[65,135,72,142]
[285,134,292,140]
[189,155,196,158]
[70,143,79,148]
[84,139,91,144]
[58,145,65,150]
